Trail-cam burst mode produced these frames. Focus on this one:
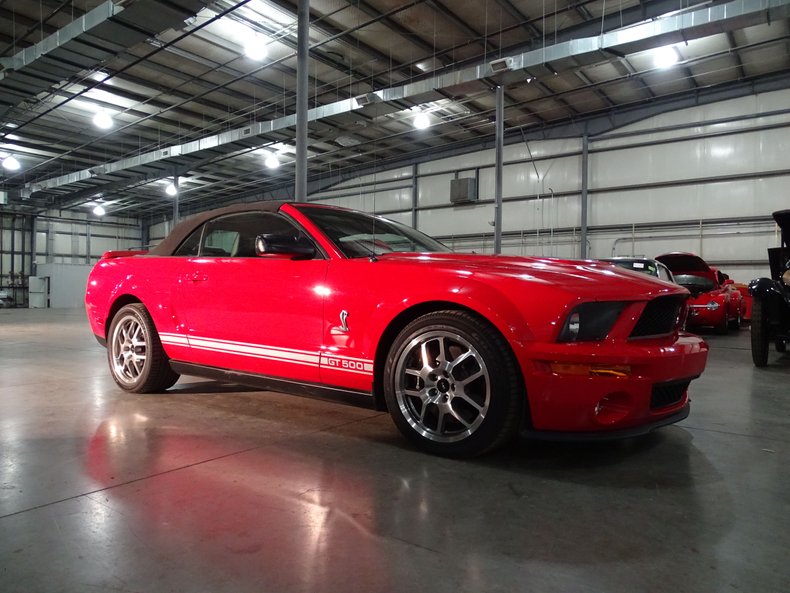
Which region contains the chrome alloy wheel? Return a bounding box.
[393,330,491,443]
[110,313,148,385]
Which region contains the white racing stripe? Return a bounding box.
[160,332,373,376]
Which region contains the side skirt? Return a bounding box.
[169,361,377,410]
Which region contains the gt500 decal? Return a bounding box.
[321,354,374,375]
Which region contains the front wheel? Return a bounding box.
[383,311,523,457]
[750,298,770,367]
[107,303,180,392]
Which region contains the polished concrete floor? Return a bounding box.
[1,308,788,593]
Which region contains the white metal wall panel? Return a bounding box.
[312,178,412,199]
[418,174,454,207]
[503,138,582,161]
[594,89,790,149]
[591,128,790,189]
[383,210,413,226]
[419,152,495,175]
[419,138,582,176]
[330,166,413,189]
[500,196,582,233]
[35,263,92,308]
[418,204,495,236]
[590,176,790,226]
[478,157,581,199]
[53,233,85,255]
[313,187,412,213]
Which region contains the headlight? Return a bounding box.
[706,301,720,311]
[557,302,625,342]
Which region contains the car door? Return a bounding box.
[177,211,328,383]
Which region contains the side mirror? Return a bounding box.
[255,234,315,259]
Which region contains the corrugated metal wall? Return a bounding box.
[308,88,790,284]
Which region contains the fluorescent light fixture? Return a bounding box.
[91,71,110,82]
[244,36,267,61]
[264,153,280,169]
[93,111,113,129]
[2,155,20,171]
[653,46,679,69]
[4,122,18,128]
[413,112,431,130]
[93,205,106,216]
[165,183,178,196]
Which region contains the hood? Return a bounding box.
[655,252,711,273]
[376,252,683,300]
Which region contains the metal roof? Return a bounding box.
[1,0,789,221]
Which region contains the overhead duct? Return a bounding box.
[0,0,209,119]
[24,0,790,195]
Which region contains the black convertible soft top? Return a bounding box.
[149,200,286,256]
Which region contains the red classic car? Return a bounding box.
[86,202,708,457]
[656,252,744,333]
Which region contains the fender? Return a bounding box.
[749,277,790,305]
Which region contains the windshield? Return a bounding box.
[294,205,451,258]
[674,274,716,292]
[608,260,659,277]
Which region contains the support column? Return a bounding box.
[295,0,309,202]
[172,175,180,225]
[494,85,504,255]
[580,134,589,258]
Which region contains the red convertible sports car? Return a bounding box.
[86,202,709,457]
[656,252,744,334]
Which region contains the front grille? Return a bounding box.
[630,295,686,338]
[650,379,690,409]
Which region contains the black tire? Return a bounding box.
[383,311,523,457]
[716,312,729,335]
[107,303,180,392]
[750,298,770,367]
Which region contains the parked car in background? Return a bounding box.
[656,252,744,334]
[86,202,709,457]
[733,283,753,322]
[601,257,676,283]
[748,209,790,366]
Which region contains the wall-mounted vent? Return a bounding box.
[450,177,477,204]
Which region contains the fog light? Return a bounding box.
[593,392,632,425]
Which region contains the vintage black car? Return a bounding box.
[749,209,790,366]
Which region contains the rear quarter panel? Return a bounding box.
[86,256,189,357]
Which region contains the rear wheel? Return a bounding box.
[383,311,523,457]
[750,298,770,367]
[716,312,729,335]
[107,304,180,392]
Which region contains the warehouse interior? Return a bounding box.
[1,0,789,591]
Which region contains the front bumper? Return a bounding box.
[687,306,725,327]
[522,402,690,441]
[520,332,708,433]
